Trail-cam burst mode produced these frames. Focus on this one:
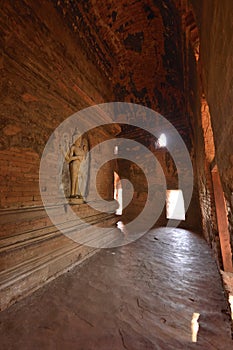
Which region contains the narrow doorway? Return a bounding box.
[114,172,123,215]
[166,189,185,221]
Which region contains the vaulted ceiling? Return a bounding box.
[52,0,193,148]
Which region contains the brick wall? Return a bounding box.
[184,0,233,267]
[192,0,233,250]
[0,0,114,209]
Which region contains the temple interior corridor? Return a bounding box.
[0,0,233,348]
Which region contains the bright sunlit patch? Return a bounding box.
[158,133,167,147]
[191,312,200,342]
[166,189,185,220]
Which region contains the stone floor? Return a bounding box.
[0,227,232,349]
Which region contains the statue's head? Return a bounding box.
[72,127,81,144]
[74,137,82,147]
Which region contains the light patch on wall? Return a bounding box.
[158,133,167,147]
[166,189,185,220]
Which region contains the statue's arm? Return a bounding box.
[65,146,75,163]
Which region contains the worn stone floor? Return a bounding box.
[0,227,232,350]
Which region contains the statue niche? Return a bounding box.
[65,133,89,201]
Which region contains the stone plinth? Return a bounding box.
[0,201,119,311]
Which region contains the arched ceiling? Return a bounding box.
[52,0,192,148]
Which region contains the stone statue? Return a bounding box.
[65,134,89,199]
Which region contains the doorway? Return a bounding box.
[114,172,123,215]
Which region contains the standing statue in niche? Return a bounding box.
[65,133,89,200]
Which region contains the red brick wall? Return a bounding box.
[193,0,233,251]
[183,0,233,266]
[0,0,114,209]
